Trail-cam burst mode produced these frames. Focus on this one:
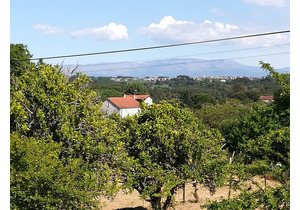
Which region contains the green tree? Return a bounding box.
[98,89,123,101]
[10,133,100,209]
[260,61,290,112]
[190,93,216,109]
[245,90,260,102]
[232,82,246,93]
[122,103,227,209]
[196,99,252,129]
[222,63,290,156]
[244,127,290,166]
[10,51,131,208]
[10,44,33,76]
[125,82,148,95]
[221,104,282,156]
[233,90,260,103]
[206,63,290,209]
[207,123,290,210]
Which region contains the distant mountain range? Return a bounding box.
[73,58,290,78]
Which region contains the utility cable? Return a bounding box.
[87,43,289,66]
[13,30,290,61]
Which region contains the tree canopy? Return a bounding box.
[10,44,132,209]
[121,102,227,209]
[10,43,33,76]
[203,62,290,209]
[125,82,148,95]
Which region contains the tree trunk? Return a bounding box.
[162,186,177,210]
[264,172,267,192]
[150,197,162,210]
[228,174,233,199]
[150,187,162,210]
[183,183,186,203]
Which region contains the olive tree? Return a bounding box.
[122,102,227,209]
[10,45,131,208]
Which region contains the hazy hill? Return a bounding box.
[74,58,290,78]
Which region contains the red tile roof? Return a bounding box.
[108,97,140,108]
[259,96,274,100]
[124,95,151,100]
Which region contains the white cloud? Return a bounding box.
[140,16,289,46]
[33,24,62,35]
[242,0,288,8]
[148,16,193,29]
[70,23,128,41]
[141,16,240,43]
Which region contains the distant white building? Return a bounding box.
[259,95,274,103]
[101,95,153,118]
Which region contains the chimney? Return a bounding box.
[124,94,126,98]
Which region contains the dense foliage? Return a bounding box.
[204,186,290,209]
[10,44,289,209]
[10,43,32,77]
[195,99,253,129]
[89,74,280,109]
[121,103,227,209]
[10,44,131,209]
[203,62,290,209]
[125,82,148,95]
[220,104,283,155]
[11,133,100,209]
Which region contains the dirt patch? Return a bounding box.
[98,176,278,209]
[116,207,148,210]
[98,189,151,210]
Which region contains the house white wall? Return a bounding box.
[101,100,141,118]
[120,107,141,118]
[144,97,153,106]
[262,99,271,103]
[102,100,119,115]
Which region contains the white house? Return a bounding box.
[102,97,141,118]
[259,95,274,103]
[101,94,153,118]
[124,94,153,106]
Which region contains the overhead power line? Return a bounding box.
[16,30,290,61]
[81,51,290,73]
[94,43,289,66]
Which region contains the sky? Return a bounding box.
[10,0,290,70]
